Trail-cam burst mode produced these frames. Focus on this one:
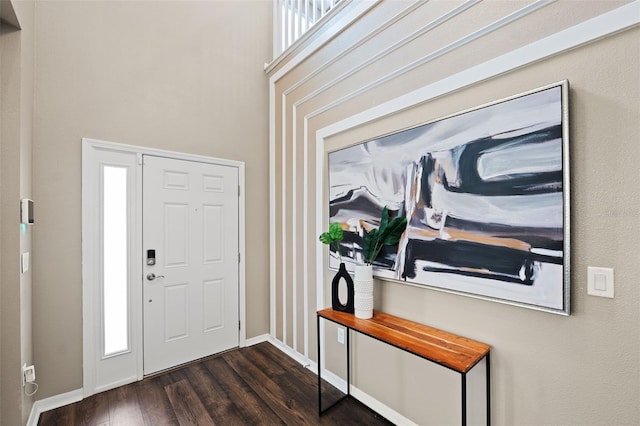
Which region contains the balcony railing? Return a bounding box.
[274,0,341,57]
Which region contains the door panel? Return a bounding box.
[164,203,189,267]
[143,155,239,375]
[203,205,224,262]
[203,279,224,330]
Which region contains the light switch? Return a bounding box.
[587,266,614,298]
[594,273,606,291]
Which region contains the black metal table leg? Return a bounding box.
[486,352,491,426]
[346,326,350,397]
[461,373,467,426]
[317,314,349,415]
[317,314,322,416]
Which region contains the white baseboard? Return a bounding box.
[264,336,316,370]
[319,367,347,394]
[350,386,417,426]
[244,333,270,346]
[26,406,39,426]
[27,388,83,426]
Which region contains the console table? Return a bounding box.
[317,308,491,425]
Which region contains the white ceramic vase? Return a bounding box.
[354,264,374,319]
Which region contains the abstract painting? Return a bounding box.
[327,81,570,314]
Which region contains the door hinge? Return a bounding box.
[238,185,240,197]
[238,253,241,263]
[238,320,241,331]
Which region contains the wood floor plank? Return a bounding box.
[244,342,288,376]
[75,391,110,426]
[254,342,342,396]
[107,383,146,426]
[222,347,310,425]
[38,402,77,426]
[165,379,215,426]
[243,344,319,411]
[237,344,391,425]
[201,355,283,424]
[252,342,390,426]
[136,374,180,425]
[38,343,392,426]
[181,361,249,424]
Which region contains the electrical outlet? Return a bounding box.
[23,365,35,384]
[337,328,345,344]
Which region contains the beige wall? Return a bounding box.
[268,1,639,424]
[18,2,35,422]
[1,0,35,423]
[32,1,271,400]
[0,18,23,426]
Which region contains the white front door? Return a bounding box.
[142,155,239,375]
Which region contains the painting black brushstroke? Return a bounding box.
[327,81,570,314]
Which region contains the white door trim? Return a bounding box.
[82,138,246,397]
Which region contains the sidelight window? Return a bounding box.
[102,165,129,356]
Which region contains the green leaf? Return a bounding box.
[319,222,344,245]
[377,214,405,243]
[361,206,407,264]
[328,222,343,241]
[382,217,407,245]
[378,206,390,236]
[363,228,378,263]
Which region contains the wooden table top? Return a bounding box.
[318,308,490,373]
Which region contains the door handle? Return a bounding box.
[147,273,165,281]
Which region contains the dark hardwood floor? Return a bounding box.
[38,342,392,425]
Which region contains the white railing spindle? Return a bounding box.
[274,0,341,56]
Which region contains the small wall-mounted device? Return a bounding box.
[20,199,34,225]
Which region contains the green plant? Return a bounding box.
[319,222,344,263]
[363,206,407,265]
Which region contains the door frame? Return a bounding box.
[82,138,246,397]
